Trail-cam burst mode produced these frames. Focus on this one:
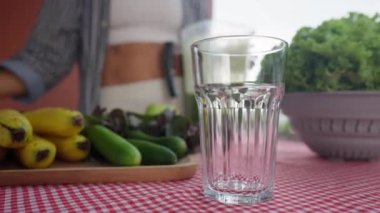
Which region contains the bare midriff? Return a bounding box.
[102,43,181,86]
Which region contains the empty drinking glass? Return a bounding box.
[192,35,287,205]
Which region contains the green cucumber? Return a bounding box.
[127,138,177,165]
[87,125,141,166]
[127,130,188,158]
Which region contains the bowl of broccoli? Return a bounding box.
[281,12,380,160]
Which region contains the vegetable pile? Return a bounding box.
[86,104,199,154]
[0,104,199,169]
[285,12,380,92]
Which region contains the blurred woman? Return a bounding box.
[0,0,212,113]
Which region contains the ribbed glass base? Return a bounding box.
[204,186,272,205]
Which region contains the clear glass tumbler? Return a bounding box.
[192,35,287,205]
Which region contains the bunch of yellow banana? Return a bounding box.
[0,108,90,169]
[0,109,53,169]
[0,109,33,149]
[24,107,90,163]
[0,109,34,165]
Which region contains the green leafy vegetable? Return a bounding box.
[286,12,380,92]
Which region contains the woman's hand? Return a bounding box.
[0,69,26,99]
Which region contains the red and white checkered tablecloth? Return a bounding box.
[1,140,380,213]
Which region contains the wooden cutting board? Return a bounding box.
[0,155,198,186]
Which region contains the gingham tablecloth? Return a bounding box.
[1,140,379,213]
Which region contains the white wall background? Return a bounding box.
[213,0,380,43]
